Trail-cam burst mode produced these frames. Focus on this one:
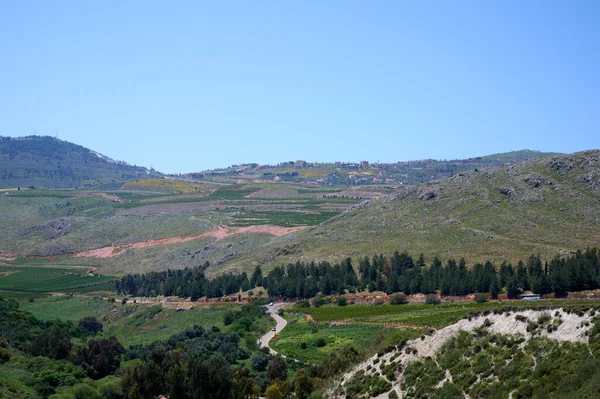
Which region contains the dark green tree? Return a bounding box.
[29,325,72,360]
[267,356,287,382]
[294,368,313,399]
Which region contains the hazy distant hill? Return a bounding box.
[0,136,161,189]
[222,150,600,271]
[187,150,560,186]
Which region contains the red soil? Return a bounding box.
[74,225,308,259]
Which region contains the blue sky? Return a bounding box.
[1,1,598,173]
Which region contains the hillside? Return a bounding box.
[331,306,600,398]
[0,136,161,189]
[0,148,593,278]
[184,150,559,186]
[219,150,600,272]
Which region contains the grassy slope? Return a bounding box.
[0,150,596,277]
[18,296,238,347]
[270,314,393,363]
[223,150,600,271]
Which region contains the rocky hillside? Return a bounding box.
[223,150,600,271]
[331,306,600,398]
[0,136,161,189]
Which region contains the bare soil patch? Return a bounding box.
[74,225,308,259]
[0,252,17,261]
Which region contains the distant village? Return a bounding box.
[181,156,506,186]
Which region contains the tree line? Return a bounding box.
[117,248,600,300]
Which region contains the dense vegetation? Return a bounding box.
[116,262,255,299]
[117,248,600,301]
[0,297,329,399]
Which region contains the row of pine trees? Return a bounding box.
[117,248,600,299]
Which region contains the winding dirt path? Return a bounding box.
[74,225,308,259]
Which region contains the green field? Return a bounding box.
[230,211,340,227]
[270,315,393,363]
[0,266,115,297]
[296,299,600,326]
[18,296,240,347]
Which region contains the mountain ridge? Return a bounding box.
[0,135,161,189]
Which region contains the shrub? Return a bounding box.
[425,294,440,305]
[312,298,325,308]
[389,293,408,305]
[78,316,103,335]
[0,348,10,363]
[71,338,124,379]
[251,352,268,372]
[515,314,528,323]
[223,312,234,326]
[337,296,347,306]
[473,293,488,303]
[301,342,307,349]
[315,338,326,347]
[537,312,552,325]
[294,300,310,308]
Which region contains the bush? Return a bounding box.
[425,294,440,305]
[312,298,325,308]
[389,293,408,305]
[294,300,310,308]
[251,352,268,372]
[473,293,488,303]
[71,338,124,379]
[315,338,326,347]
[223,312,234,326]
[301,342,307,349]
[0,348,10,363]
[337,296,347,306]
[78,316,103,335]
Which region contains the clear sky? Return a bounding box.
[1,1,598,173]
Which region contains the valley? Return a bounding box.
[1,138,599,399]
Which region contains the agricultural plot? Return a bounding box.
[0,265,115,297]
[229,211,340,227]
[270,315,393,364]
[296,299,600,326]
[121,178,216,194]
